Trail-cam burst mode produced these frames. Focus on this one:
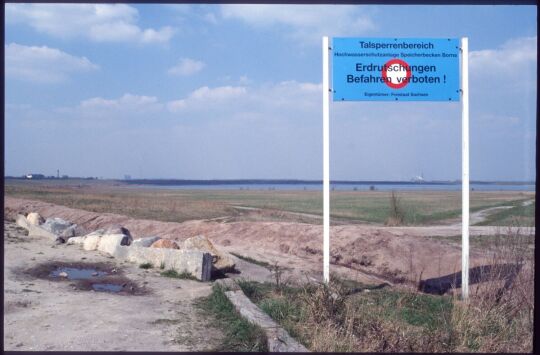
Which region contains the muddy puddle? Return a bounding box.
[50,267,109,279]
[24,261,148,296]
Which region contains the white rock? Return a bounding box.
[16,214,30,230]
[42,218,81,238]
[97,234,132,256]
[26,212,45,226]
[42,218,72,233]
[83,235,102,251]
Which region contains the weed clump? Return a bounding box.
[139,263,153,269]
[385,190,405,226]
[160,269,198,281]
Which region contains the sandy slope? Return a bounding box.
[6,196,525,284]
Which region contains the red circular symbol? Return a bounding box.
[382,59,412,89]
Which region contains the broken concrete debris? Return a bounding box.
[15,213,223,281]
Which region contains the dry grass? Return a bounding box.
[4,183,233,223]
[294,279,453,352]
[239,226,534,352]
[449,225,534,352]
[4,180,534,226]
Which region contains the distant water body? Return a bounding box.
[129,182,535,192]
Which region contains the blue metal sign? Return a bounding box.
[332,38,460,101]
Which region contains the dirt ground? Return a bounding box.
[3,220,224,351]
[7,196,529,285]
[3,196,535,351]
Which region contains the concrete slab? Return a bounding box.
[225,290,308,352]
[116,246,213,281]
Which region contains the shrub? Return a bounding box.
[385,190,405,226]
[139,262,153,269]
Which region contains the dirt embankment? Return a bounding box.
[5,196,492,283]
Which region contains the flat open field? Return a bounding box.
[4,179,535,226]
[4,180,535,352]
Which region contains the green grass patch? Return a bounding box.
[160,269,198,281]
[139,262,153,269]
[353,289,453,331]
[237,280,306,343]
[195,285,268,352]
[236,280,273,302]
[231,253,272,269]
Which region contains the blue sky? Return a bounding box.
[5,4,537,181]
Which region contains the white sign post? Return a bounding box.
[322,36,469,299]
[461,37,470,300]
[322,36,330,284]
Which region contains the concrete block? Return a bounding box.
[28,225,59,241]
[26,212,44,226]
[225,290,308,352]
[97,234,131,256]
[83,235,102,251]
[16,214,30,229]
[123,247,212,281]
[110,245,130,259]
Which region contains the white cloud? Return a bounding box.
[5,43,98,83]
[141,27,175,43]
[6,4,174,44]
[220,5,375,43]
[470,36,537,76]
[167,85,248,112]
[191,86,247,100]
[468,36,537,114]
[166,80,320,116]
[168,58,206,76]
[80,94,162,112]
